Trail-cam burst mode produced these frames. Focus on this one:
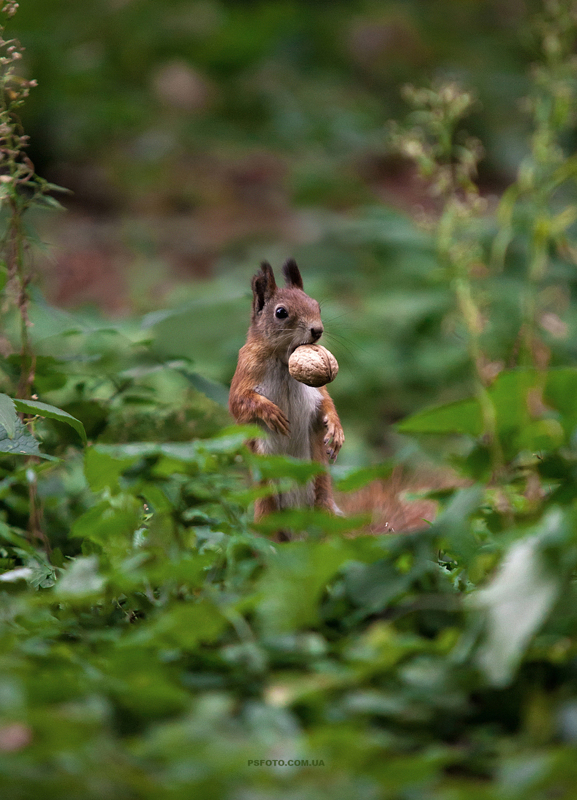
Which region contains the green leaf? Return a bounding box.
[0,418,43,457]
[248,453,325,483]
[431,486,485,561]
[44,181,73,194]
[36,194,66,210]
[256,539,353,634]
[254,508,368,536]
[545,368,577,439]
[334,462,395,492]
[199,425,258,452]
[397,369,569,453]
[472,509,566,687]
[180,370,230,407]
[0,393,17,439]
[397,396,481,436]
[127,602,227,651]
[14,399,87,444]
[84,447,135,493]
[71,499,142,549]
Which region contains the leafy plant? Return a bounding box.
[2,3,577,800]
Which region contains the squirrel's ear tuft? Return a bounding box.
[282,258,304,289]
[251,261,277,314]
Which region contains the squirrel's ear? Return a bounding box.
[282,258,303,289]
[251,261,277,314]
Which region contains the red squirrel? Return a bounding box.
[229,259,344,527]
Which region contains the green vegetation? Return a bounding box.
[2,1,577,798]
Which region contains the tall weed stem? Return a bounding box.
[0,1,64,398]
[494,1,577,371]
[391,83,505,478]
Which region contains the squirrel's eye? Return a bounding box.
[275,306,289,319]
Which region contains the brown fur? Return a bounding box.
[338,467,463,534]
[229,260,344,538]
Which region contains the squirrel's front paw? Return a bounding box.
[323,416,344,461]
[264,404,290,436]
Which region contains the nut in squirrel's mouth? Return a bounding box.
[291,338,320,353]
[284,338,321,363]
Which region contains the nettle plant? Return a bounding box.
[0,2,86,554]
[394,0,577,531]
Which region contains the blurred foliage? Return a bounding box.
[12,0,542,198]
[0,0,554,463]
[7,0,568,459]
[1,2,577,799]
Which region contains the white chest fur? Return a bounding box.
[255,359,322,460]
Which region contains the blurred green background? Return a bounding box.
[10,0,557,462]
[5,8,577,796]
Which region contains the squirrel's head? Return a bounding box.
[250,259,324,362]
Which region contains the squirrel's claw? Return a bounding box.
[266,406,290,436]
[323,416,344,461]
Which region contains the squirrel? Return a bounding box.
[229,259,345,532]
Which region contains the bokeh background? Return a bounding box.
[11,0,549,463]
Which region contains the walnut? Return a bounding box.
[288,344,339,387]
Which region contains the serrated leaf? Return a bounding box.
[0,418,42,457]
[0,393,17,439]
[13,399,87,444]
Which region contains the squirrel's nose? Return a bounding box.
[310,326,323,342]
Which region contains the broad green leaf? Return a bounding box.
[397,396,481,436]
[14,399,87,444]
[36,194,66,210]
[93,427,255,463]
[249,453,325,484]
[544,368,577,438]
[84,447,135,493]
[71,499,143,550]
[345,559,416,612]
[0,418,43,457]
[199,426,259,452]
[105,649,188,717]
[126,602,227,651]
[94,441,200,461]
[0,393,17,439]
[550,205,577,235]
[431,486,485,561]
[397,369,570,452]
[256,539,352,635]
[472,509,566,687]
[254,508,368,536]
